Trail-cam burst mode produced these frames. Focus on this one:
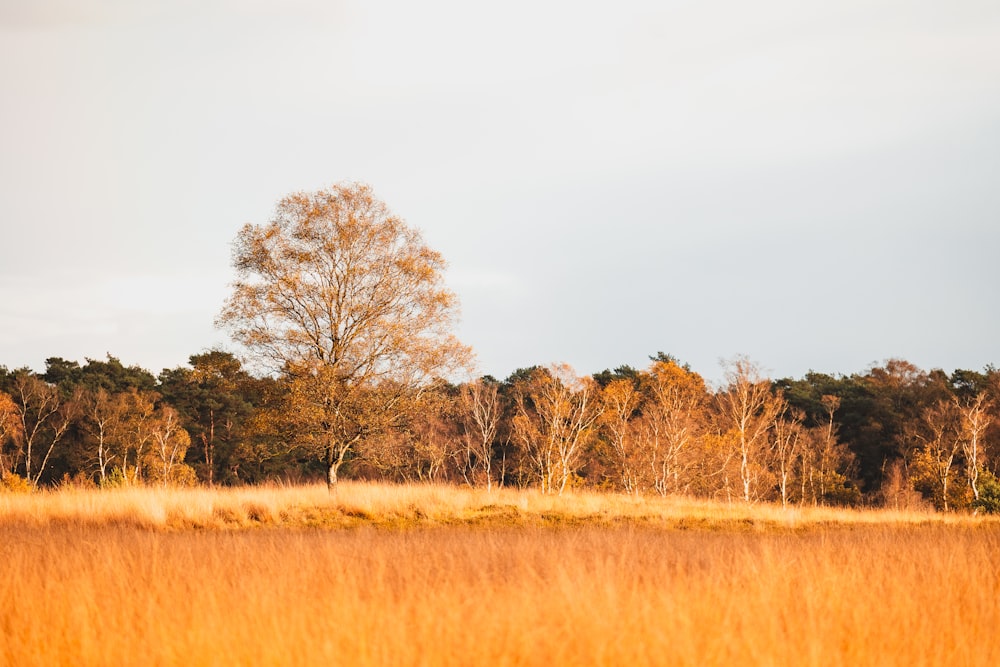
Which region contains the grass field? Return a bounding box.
[2,483,998,666]
[0,481,989,531]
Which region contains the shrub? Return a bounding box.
[822,476,863,507]
[0,471,34,493]
[100,467,134,489]
[972,472,1000,515]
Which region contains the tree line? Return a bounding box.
[1,352,998,511]
[3,182,996,512]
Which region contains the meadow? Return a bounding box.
[2,483,998,666]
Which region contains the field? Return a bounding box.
[2,483,999,666]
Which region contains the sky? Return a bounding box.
[1,0,999,386]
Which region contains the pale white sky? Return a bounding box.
[2,0,999,384]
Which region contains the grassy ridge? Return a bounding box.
[0,481,992,531]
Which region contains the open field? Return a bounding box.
[2,484,999,666]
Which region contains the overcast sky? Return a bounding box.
[2,0,998,385]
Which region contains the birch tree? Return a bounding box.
[512,365,601,494]
[715,357,784,503]
[956,392,992,502]
[147,406,193,487]
[9,373,80,485]
[80,388,122,484]
[460,378,502,491]
[640,360,708,496]
[118,389,158,485]
[908,400,963,511]
[599,378,641,494]
[772,410,803,507]
[218,182,472,490]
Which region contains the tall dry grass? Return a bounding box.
[1,522,999,666]
[2,483,999,665]
[0,481,991,530]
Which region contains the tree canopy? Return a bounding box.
[217,182,472,489]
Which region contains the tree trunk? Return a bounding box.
[326,439,350,494]
[326,443,337,493]
[327,462,338,494]
[206,409,215,487]
[740,437,752,503]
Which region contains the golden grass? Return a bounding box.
[0,481,993,531]
[2,522,999,666]
[2,484,999,666]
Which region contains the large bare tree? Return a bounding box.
[218,182,471,490]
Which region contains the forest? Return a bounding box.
[2,183,997,512]
[1,351,997,513]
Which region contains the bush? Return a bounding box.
[0,472,34,493]
[972,472,1000,515]
[100,467,136,489]
[821,475,863,507]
